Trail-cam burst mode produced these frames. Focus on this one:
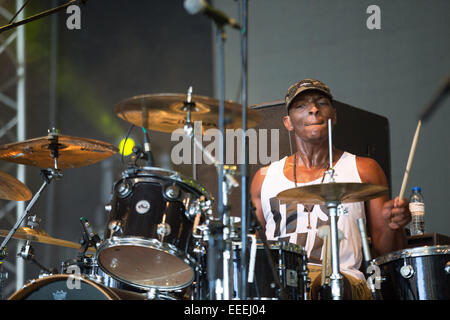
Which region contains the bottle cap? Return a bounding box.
[412,186,421,192]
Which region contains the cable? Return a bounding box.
[8,0,32,24]
[121,124,135,166]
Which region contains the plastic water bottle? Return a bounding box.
[409,186,425,236]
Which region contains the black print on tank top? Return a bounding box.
[269,198,282,238]
[269,197,339,264]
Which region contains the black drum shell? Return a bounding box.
[97,168,209,290]
[8,274,146,300]
[373,245,450,300]
[104,178,195,255]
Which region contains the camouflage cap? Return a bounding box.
[285,79,333,112]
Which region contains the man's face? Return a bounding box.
[284,91,336,143]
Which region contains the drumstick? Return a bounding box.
[192,212,202,235]
[399,120,422,201]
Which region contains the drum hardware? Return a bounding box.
[79,217,101,250]
[445,262,450,275]
[0,167,61,261]
[113,85,260,299]
[400,260,414,279]
[15,215,58,275]
[179,87,241,300]
[357,217,384,300]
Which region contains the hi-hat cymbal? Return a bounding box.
[277,182,389,205]
[0,170,32,201]
[0,227,95,253]
[0,133,119,169]
[114,93,262,133]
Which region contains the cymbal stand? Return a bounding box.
[183,90,239,300]
[324,118,343,300]
[0,131,63,261]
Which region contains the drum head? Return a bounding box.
[8,274,128,300]
[97,238,195,290]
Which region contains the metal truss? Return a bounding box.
[0,0,26,298]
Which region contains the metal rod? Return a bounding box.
[15,0,26,291]
[328,118,333,170]
[0,175,52,255]
[327,202,343,300]
[239,0,249,300]
[217,25,225,222]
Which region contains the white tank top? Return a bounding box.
[260,152,366,280]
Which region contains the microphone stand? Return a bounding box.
[239,0,250,300]
[214,18,232,300]
[182,96,239,300]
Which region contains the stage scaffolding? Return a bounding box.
[0,0,26,297]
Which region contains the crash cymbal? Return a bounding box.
[0,170,32,201]
[114,93,262,133]
[0,133,119,169]
[0,227,95,253]
[277,182,389,205]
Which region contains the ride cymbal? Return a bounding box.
[0,227,95,253]
[114,93,262,133]
[0,170,32,201]
[0,133,119,169]
[277,182,389,205]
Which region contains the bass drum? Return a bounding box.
[8,274,146,300]
[97,167,211,291]
[373,245,450,300]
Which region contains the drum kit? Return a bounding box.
[0,91,448,301]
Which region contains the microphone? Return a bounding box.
[184,0,242,30]
[80,217,101,248]
[357,218,372,263]
[142,127,154,166]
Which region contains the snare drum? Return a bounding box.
[97,167,210,291]
[372,245,450,300]
[232,240,308,300]
[8,274,146,300]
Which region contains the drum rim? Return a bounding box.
[233,239,307,255]
[372,245,450,265]
[96,236,196,290]
[8,274,120,300]
[120,166,212,200]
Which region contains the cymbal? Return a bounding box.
[0,170,32,201]
[0,227,95,253]
[0,133,119,169]
[114,93,262,133]
[277,182,389,205]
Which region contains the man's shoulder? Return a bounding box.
[354,155,386,184]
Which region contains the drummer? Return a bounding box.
[250,78,412,300]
